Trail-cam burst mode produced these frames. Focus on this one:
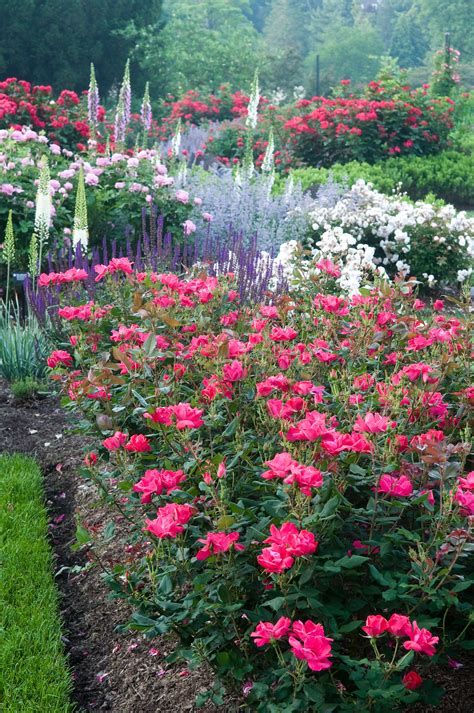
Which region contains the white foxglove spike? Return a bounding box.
[72,166,89,249]
[246,70,260,130]
[261,129,275,174]
[35,157,51,228]
[171,119,182,157]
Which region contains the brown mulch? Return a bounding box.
[0,383,237,712]
[0,382,472,712]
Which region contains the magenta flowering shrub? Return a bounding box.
[46,263,473,711]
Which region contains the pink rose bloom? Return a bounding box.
[455,489,474,515]
[289,621,333,671]
[102,431,128,451]
[251,617,291,647]
[175,189,189,204]
[172,402,204,429]
[458,471,474,490]
[257,545,294,573]
[377,473,413,497]
[353,412,390,433]
[47,349,73,368]
[269,326,298,342]
[223,359,247,382]
[196,531,244,560]
[144,407,174,425]
[387,613,412,637]
[133,468,186,503]
[124,434,152,452]
[262,452,297,480]
[362,615,389,638]
[403,622,439,656]
[264,522,317,557]
[183,219,196,235]
[202,212,213,222]
[146,503,194,539]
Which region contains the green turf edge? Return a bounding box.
[0,453,74,713]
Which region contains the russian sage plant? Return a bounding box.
[186,167,316,252]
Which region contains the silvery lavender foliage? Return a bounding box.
[185,166,317,252]
[315,175,348,206]
[160,123,219,164]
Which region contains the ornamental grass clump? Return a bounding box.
[45,259,472,711]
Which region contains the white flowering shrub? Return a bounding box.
[308,180,474,289]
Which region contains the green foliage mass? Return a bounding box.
[274,151,474,208]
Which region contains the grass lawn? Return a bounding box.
[0,453,73,712]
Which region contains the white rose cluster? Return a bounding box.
[306,180,474,290]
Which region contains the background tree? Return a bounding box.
[135,0,262,97]
[389,10,429,68]
[307,21,384,92]
[0,0,162,94]
[262,0,310,93]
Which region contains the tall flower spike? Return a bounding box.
[141,81,152,131]
[246,69,260,130]
[171,118,182,157]
[262,128,275,174]
[114,98,126,145]
[3,210,15,306]
[88,63,100,128]
[35,156,51,229]
[73,166,89,249]
[243,70,260,180]
[119,59,131,126]
[28,231,38,283]
[35,156,51,274]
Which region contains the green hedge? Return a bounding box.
[275,151,474,208]
[0,454,73,712]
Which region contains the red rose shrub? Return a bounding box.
[45,263,473,710]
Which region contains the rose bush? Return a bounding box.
[305,180,474,292]
[0,77,95,150]
[44,261,473,710]
[283,90,455,167]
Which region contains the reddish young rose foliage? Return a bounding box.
[45,263,473,711]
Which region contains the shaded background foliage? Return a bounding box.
[1,0,473,99]
[0,0,162,94]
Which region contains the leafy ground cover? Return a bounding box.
[0,452,73,712]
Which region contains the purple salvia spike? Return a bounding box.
[135,240,142,270]
[102,237,108,264]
